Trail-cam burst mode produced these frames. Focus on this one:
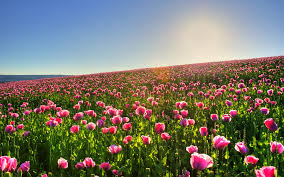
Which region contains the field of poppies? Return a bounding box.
[0,56,283,177]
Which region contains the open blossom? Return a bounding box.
[186,145,198,154]
[99,162,111,171]
[102,127,109,134]
[180,110,188,118]
[210,114,218,121]
[141,135,151,145]
[155,123,165,134]
[84,110,96,117]
[56,110,70,117]
[229,110,237,117]
[244,155,259,166]
[260,107,269,115]
[70,125,80,134]
[213,135,230,150]
[5,125,16,133]
[108,145,122,154]
[135,106,146,116]
[17,161,30,173]
[86,122,96,131]
[199,127,208,136]
[46,120,59,127]
[180,118,189,127]
[255,166,276,177]
[83,157,95,168]
[111,116,122,125]
[188,119,195,125]
[75,162,84,169]
[0,156,17,172]
[225,100,232,107]
[11,113,19,118]
[123,135,133,144]
[161,133,171,141]
[190,153,213,170]
[234,142,248,154]
[264,118,278,132]
[17,124,24,130]
[109,126,117,134]
[222,114,231,122]
[73,112,84,121]
[58,158,68,169]
[122,123,132,131]
[270,141,284,154]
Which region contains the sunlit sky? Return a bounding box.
[0,0,283,75]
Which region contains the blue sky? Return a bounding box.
[0,0,283,75]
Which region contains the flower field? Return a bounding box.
[0,56,283,177]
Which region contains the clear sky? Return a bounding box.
[0,0,283,75]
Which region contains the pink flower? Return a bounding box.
[23,131,30,137]
[244,155,259,166]
[188,119,195,125]
[58,158,68,169]
[70,125,80,134]
[190,153,213,170]
[122,123,132,131]
[111,116,122,125]
[75,162,85,169]
[213,135,230,150]
[264,118,278,132]
[229,110,238,117]
[161,133,171,141]
[141,135,151,145]
[179,170,190,177]
[135,106,146,116]
[99,162,111,171]
[6,157,17,172]
[84,110,96,117]
[180,110,188,118]
[56,110,70,117]
[17,124,24,130]
[46,120,59,127]
[155,123,165,134]
[186,145,198,154]
[210,114,218,121]
[83,157,95,168]
[180,118,189,127]
[17,161,30,173]
[112,169,122,176]
[11,113,19,118]
[81,120,87,125]
[270,141,284,154]
[123,135,133,144]
[234,142,248,154]
[222,114,231,122]
[102,127,109,134]
[108,145,122,154]
[260,108,269,115]
[23,110,30,116]
[86,122,96,131]
[73,112,84,121]
[199,127,208,136]
[5,125,16,133]
[0,156,9,171]
[196,102,204,108]
[255,166,276,177]
[41,174,48,177]
[109,126,117,134]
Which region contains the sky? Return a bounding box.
[0,0,283,75]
